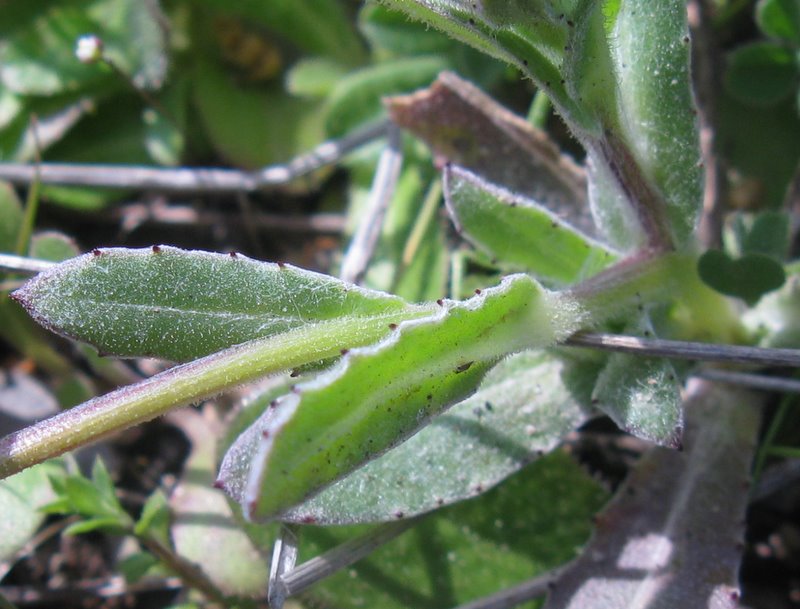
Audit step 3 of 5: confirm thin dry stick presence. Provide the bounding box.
[340,123,403,284]
[565,332,800,367]
[693,368,800,394]
[277,519,415,602]
[449,567,564,609]
[0,120,389,193]
[0,253,55,274]
[268,526,299,609]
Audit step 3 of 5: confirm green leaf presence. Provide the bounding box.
[698,249,787,305]
[725,42,799,106]
[0,460,65,562]
[378,0,593,131]
[29,231,80,263]
[195,0,365,65]
[87,0,168,90]
[605,0,702,248]
[134,490,170,545]
[444,165,615,285]
[717,90,800,208]
[63,515,130,536]
[0,180,23,251]
[219,273,589,521]
[301,450,608,609]
[0,3,108,96]
[193,58,325,169]
[282,351,591,524]
[324,55,450,136]
[386,71,590,228]
[757,0,800,43]
[590,317,683,447]
[0,0,166,96]
[119,551,160,584]
[13,246,425,362]
[285,57,349,98]
[728,210,790,259]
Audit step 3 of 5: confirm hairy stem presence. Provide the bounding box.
[0,309,430,480]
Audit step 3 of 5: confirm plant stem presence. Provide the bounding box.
[139,536,228,607]
[0,308,432,480]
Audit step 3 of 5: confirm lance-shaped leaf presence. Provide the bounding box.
[544,380,761,609]
[386,71,590,233]
[380,0,610,133]
[590,316,683,447]
[280,350,591,524]
[12,246,427,362]
[603,0,703,248]
[444,165,616,285]
[218,274,589,521]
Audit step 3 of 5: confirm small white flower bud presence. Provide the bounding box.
[75,35,104,64]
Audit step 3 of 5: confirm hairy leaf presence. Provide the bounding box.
[13,246,426,362]
[219,274,588,521]
[301,451,608,609]
[605,0,702,247]
[282,351,591,524]
[444,165,615,285]
[590,317,683,447]
[386,71,589,230]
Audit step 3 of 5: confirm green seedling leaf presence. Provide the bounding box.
[119,551,161,584]
[134,489,170,546]
[725,42,798,106]
[301,450,608,609]
[0,460,65,562]
[63,515,130,536]
[324,55,449,136]
[444,165,615,285]
[43,458,131,532]
[219,274,589,521]
[282,351,591,524]
[698,249,786,305]
[386,71,590,233]
[13,246,425,362]
[590,316,683,447]
[170,408,270,598]
[544,381,760,609]
[757,0,800,44]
